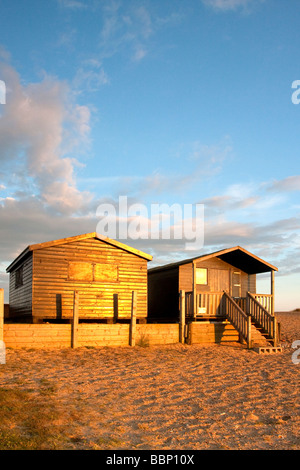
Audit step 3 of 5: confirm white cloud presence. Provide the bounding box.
[72,59,110,94]
[57,0,88,10]
[78,137,234,200]
[132,46,148,62]
[0,62,93,215]
[202,0,262,12]
[98,2,154,63]
[268,175,300,193]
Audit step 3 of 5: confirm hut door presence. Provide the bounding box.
[232,271,241,298]
[210,269,230,292]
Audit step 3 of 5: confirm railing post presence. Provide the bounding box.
[246,293,250,316]
[179,290,186,344]
[247,315,252,349]
[195,294,199,321]
[192,263,197,319]
[271,270,275,316]
[71,291,79,348]
[273,318,278,347]
[129,291,137,346]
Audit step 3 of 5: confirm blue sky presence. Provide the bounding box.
[0,0,299,309]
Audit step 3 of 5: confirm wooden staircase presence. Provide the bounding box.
[250,321,270,347]
[249,317,282,353]
[223,291,282,353]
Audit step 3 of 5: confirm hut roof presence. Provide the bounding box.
[6,232,153,272]
[148,246,278,275]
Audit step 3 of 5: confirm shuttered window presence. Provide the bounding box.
[69,262,93,281]
[68,262,118,282]
[94,264,118,282]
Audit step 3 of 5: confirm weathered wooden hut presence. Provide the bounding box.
[6,232,152,323]
[148,246,278,322]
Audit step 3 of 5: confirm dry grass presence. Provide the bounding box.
[0,311,299,450]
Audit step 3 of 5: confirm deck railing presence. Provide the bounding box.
[247,292,278,346]
[223,291,252,348]
[196,292,225,317]
[185,292,226,320]
[253,294,273,314]
[184,290,277,347]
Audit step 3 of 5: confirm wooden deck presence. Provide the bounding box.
[185,291,274,319]
[182,290,280,349]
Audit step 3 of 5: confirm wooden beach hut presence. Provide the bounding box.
[148,246,280,349]
[6,232,152,323]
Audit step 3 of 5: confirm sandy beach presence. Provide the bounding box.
[0,311,299,450]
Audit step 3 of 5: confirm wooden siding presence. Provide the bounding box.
[32,238,148,321]
[8,255,33,318]
[178,263,193,292]
[194,258,256,297]
[194,258,230,293]
[3,323,180,348]
[148,256,258,322]
[187,321,239,344]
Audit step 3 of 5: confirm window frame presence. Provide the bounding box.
[195,267,208,285]
[67,261,119,283]
[15,265,24,289]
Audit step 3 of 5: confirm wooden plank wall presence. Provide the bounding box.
[178,263,193,291]
[3,323,180,348]
[9,255,33,318]
[179,258,256,297]
[187,321,239,345]
[4,324,72,348]
[3,321,240,348]
[32,238,148,321]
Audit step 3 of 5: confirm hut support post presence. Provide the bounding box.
[271,270,275,316]
[71,291,79,348]
[0,289,3,343]
[179,290,185,344]
[113,293,119,323]
[129,291,137,346]
[192,263,196,319]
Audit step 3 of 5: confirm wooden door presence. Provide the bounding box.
[210,269,230,292]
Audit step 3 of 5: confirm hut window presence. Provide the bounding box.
[196,268,207,285]
[94,264,118,282]
[68,262,93,281]
[15,265,24,288]
[68,262,118,282]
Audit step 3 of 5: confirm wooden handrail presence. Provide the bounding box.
[247,292,278,346]
[252,293,273,314]
[253,293,273,297]
[223,291,252,348]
